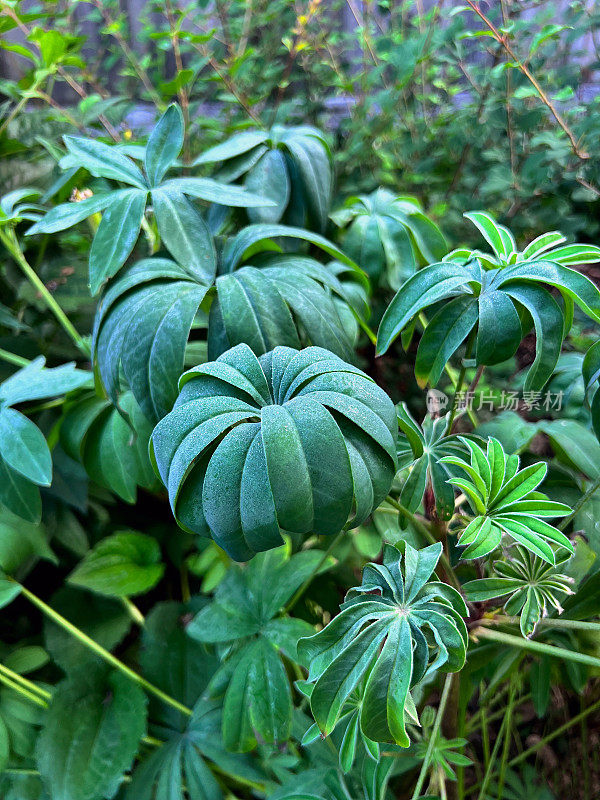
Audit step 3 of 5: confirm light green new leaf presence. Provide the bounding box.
[68,530,164,597]
[441,437,572,563]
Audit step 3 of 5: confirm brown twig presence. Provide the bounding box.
[464,0,588,159]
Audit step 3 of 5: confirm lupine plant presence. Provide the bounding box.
[1,99,600,800]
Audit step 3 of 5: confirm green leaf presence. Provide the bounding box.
[162,177,276,208]
[0,357,91,406]
[415,296,478,387]
[68,530,164,597]
[151,188,217,283]
[463,211,515,259]
[193,130,268,165]
[299,542,467,746]
[36,668,147,800]
[244,149,290,223]
[0,407,51,485]
[63,135,147,188]
[44,588,131,673]
[88,188,147,294]
[223,637,292,752]
[145,104,184,186]
[0,579,21,610]
[25,193,116,236]
[151,344,397,560]
[284,134,332,232]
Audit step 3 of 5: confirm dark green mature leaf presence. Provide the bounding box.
[36,668,147,800]
[441,437,572,563]
[151,344,397,560]
[62,134,148,188]
[188,546,331,751]
[60,391,158,503]
[299,542,468,746]
[0,407,51,485]
[68,531,164,597]
[332,189,447,289]
[44,588,131,673]
[140,601,219,710]
[0,579,21,610]
[378,214,600,389]
[126,698,264,800]
[151,189,217,282]
[245,149,290,223]
[583,340,600,440]
[26,193,117,235]
[0,509,55,573]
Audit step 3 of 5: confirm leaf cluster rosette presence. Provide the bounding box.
[330,188,447,289]
[298,541,468,747]
[377,211,600,391]
[464,546,574,637]
[441,437,573,563]
[151,344,398,560]
[194,124,332,232]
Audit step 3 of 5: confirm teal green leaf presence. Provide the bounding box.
[145,103,184,186]
[151,344,397,560]
[62,134,147,188]
[68,530,164,597]
[88,188,147,294]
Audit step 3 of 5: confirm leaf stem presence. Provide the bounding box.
[284,529,344,613]
[384,497,462,591]
[558,473,600,530]
[475,625,600,669]
[14,581,192,717]
[121,597,145,626]
[0,227,89,356]
[474,678,515,800]
[481,615,600,632]
[411,672,453,800]
[0,662,51,701]
[0,666,48,707]
[0,348,30,368]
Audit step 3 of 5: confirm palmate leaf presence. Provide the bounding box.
[36,666,147,800]
[195,124,332,232]
[126,698,264,800]
[26,104,275,294]
[464,546,574,637]
[446,210,600,268]
[440,437,573,564]
[331,188,447,289]
[0,358,90,522]
[377,250,600,391]
[298,541,468,747]
[187,547,330,751]
[151,344,397,560]
[396,404,474,522]
[92,226,365,424]
[60,390,159,503]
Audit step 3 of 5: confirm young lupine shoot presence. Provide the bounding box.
[463,546,574,637]
[440,437,573,563]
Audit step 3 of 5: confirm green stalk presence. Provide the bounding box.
[0,348,30,368]
[121,597,145,626]
[0,668,48,707]
[474,681,514,800]
[479,683,490,771]
[15,581,192,717]
[475,625,600,669]
[558,473,600,530]
[384,497,462,591]
[445,324,478,433]
[487,615,600,632]
[0,227,89,356]
[0,662,51,701]
[411,672,453,800]
[495,678,517,799]
[284,529,345,613]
